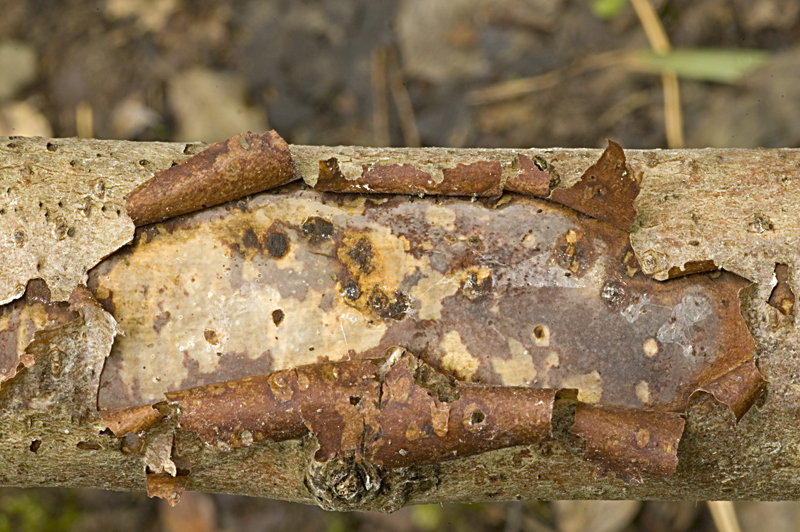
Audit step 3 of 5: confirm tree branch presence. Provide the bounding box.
[1,135,799,510]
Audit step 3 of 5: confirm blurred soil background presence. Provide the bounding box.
[1,0,800,530]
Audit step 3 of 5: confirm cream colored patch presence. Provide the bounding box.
[541,351,560,387]
[426,204,457,231]
[642,337,659,357]
[440,331,479,381]
[636,380,651,405]
[411,270,461,320]
[97,198,391,406]
[561,371,602,403]
[491,338,537,386]
[532,324,550,347]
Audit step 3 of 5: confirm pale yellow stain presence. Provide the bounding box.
[561,371,602,403]
[425,204,457,231]
[411,270,461,320]
[411,266,489,321]
[541,351,560,387]
[491,338,537,386]
[636,380,651,405]
[440,331,480,381]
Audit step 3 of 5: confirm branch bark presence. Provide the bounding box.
[1,135,800,510]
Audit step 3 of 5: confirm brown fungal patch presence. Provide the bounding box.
[301,216,334,244]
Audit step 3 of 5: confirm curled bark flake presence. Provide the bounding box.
[549,140,640,232]
[166,349,555,468]
[314,157,503,197]
[146,472,189,507]
[696,359,766,421]
[98,404,163,437]
[572,403,685,485]
[125,130,298,226]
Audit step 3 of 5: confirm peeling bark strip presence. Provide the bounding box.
[166,349,555,468]
[125,131,298,226]
[573,403,685,485]
[309,141,639,232]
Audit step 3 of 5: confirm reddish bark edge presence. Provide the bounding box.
[311,140,640,232]
[161,348,556,469]
[125,130,299,226]
[96,347,765,493]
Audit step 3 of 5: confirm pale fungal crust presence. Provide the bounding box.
[439,331,480,382]
[491,338,537,386]
[0,136,201,305]
[636,380,651,405]
[561,371,603,403]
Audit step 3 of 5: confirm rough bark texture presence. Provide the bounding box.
[1,135,800,510]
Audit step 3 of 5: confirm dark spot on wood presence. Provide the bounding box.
[203,329,220,346]
[302,216,334,242]
[242,228,259,249]
[343,279,361,300]
[267,232,289,258]
[600,280,625,309]
[153,311,171,333]
[29,440,41,452]
[272,309,285,326]
[46,142,58,152]
[533,325,546,340]
[368,287,409,320]
[77,441,103,451]
[348,239,375,274]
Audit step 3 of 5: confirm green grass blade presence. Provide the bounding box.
[592,0,629,19]
[637,48,770,83]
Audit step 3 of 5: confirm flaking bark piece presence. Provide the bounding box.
[0,285,119,425]
[0,136,170,304]
[166,349,555,467]
[549,140,639,232]
[365,350,555,467]
[314,157,503,197]
[125,130,298,226]
[572,403,685,485]
[695,360,766,421]
[147,472,189,507]
[98,404,163,437]
[504,154,556,197]
[0,279,76,387]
